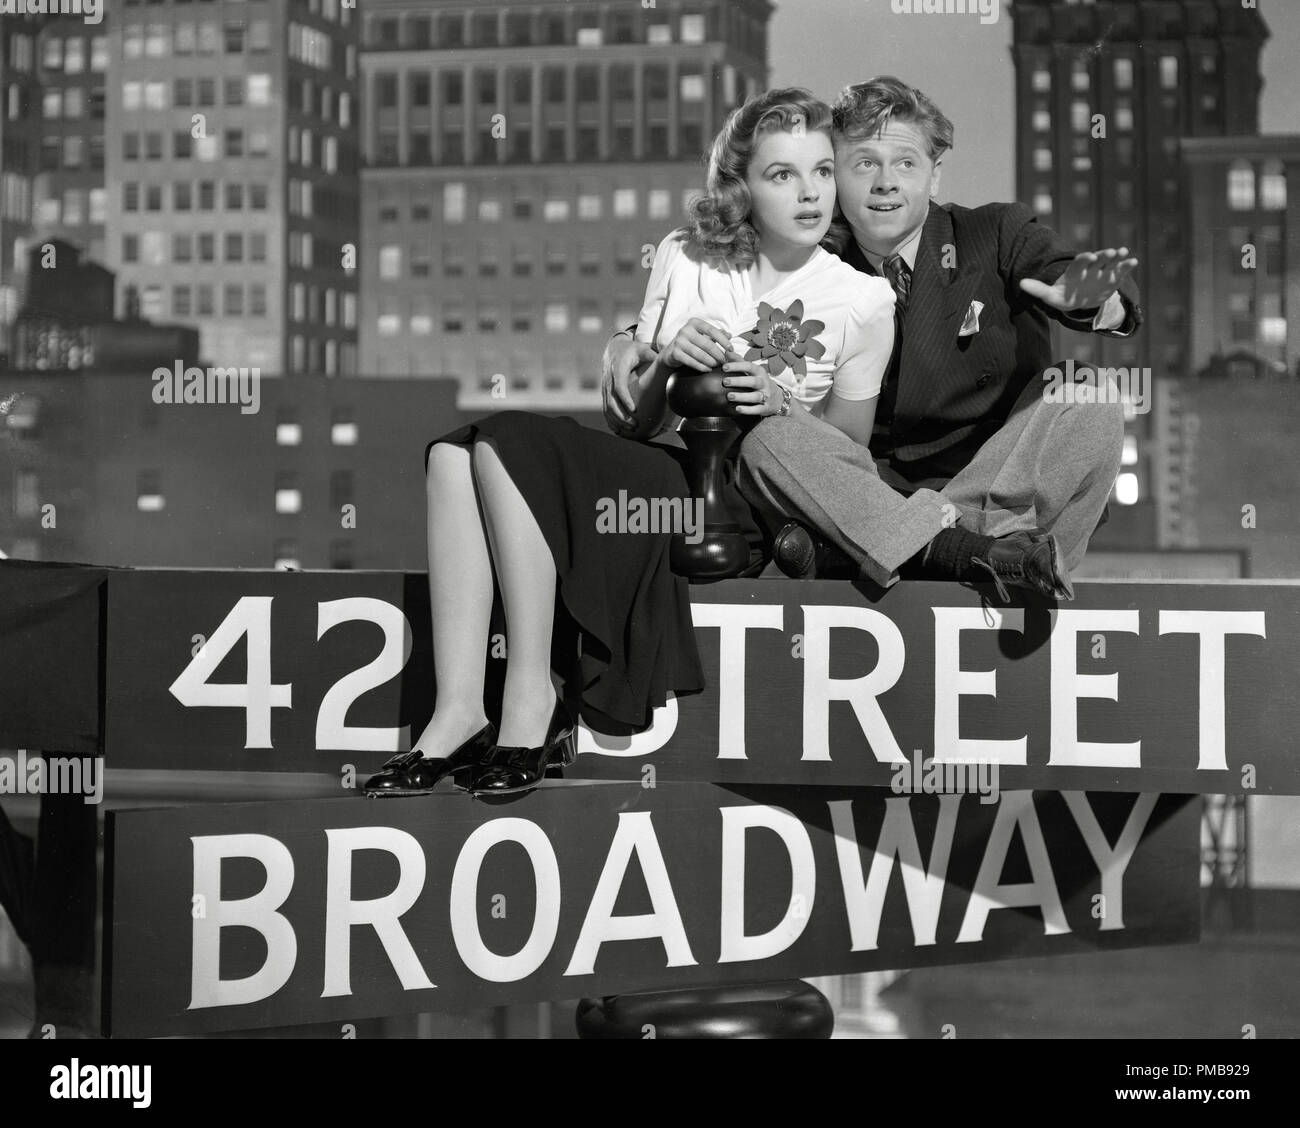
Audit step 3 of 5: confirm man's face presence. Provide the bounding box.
[833,118,942,256]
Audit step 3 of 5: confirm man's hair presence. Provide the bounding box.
[831,76,955,161]
[685,87,835,269]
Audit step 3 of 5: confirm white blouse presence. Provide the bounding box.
[635,230,896,411]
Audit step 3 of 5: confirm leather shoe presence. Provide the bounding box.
[771,521,856,580]
[363,722,497,797]
[969,529,1074,601]
[469,697,576,797]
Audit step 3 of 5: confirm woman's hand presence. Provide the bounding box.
[722,355,786,416]
[663,318,734,372]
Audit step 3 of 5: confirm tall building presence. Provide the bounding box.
[358,0,771,409]
[1,14,111,365]
[1011,0,1271,548]
[0,12,43,366]
[105,0,362,376]
[1183,135,1298,380]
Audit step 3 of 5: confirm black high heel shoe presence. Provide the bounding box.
[363,722,497,797]
[468,697,576,798]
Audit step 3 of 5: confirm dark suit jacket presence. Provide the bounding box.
[841,200,1143,492]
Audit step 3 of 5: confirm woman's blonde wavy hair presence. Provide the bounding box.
[685,88,841,269]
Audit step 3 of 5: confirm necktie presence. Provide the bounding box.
[878,254,911,427]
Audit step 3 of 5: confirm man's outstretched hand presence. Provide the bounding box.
[602,334,657,433]
[1019,247,1139,316]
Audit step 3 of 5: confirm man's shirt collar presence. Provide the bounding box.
[858,225,924,275]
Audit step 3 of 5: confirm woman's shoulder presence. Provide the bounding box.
[812,252,895,321]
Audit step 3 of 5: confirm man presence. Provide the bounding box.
[603,77,1141,599]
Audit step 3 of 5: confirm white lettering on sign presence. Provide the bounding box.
[1061,792,1158,931]
[956,791,1069,942]
[178,790,1164,1013]
[718,805,816,963]
[1049,609,1142,768]
[828,794,961,950]
[322,827,434,997]
[1158,610,1268,771]
[316,598,412,753]
[690,602,785,759]
[189,833,297,1009]
[450,819,562,982]
[564,812,697,976]
[800,605,907,764]
[933,606,1027,764]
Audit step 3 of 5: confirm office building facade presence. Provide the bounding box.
[359,0,771,408]
[104,0,362,376]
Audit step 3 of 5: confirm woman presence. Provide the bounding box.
[364,88,894,799]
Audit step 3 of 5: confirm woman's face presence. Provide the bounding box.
[744,127,836,254]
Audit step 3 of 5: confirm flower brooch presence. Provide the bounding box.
[742,300,826,378]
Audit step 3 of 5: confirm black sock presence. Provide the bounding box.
[921,528,995,580]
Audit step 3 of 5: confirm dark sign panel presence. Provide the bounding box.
[104,570,1299,794]
[102,782,1199,1037]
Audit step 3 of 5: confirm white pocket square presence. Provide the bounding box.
[958,300,984,337]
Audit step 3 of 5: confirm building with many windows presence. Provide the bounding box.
[359,0,771,408]
[1183,134,1297,381]
[1011,0,1271,548]
[105,0,362,376]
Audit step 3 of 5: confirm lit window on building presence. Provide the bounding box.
[1114,472,1139,505]
[377,314,401,337]
[576,27,602,48]
[1031,69,1050,93]
[247,75,272,105]
[613,189,637,218]
[1121,435,1138,467]
[544,198,571,222]
[545,303,569,333]
[1115,104,1133,132]
[681,15,706,43]
[137,471,164,513]
[444,183,466,223]
[1033,147,1052,172]
[1071,61,1089,92]
[1033,191,1052,216]
[578,300,602,334]
[331,417,358,446]
[479,197,503,222]
[1114,58,1133,91]
[648,24,672,45]
[1227,164,1256,211]
[410,313,433,336]
[1032,109,1050,132]
[680,74,705,103]
[1160,56,1178,90]
[274,539,300,571]
[1260,163,1287,210]
[578,194,601,221]
[379,246,402,279]
[1070,100,1090,133]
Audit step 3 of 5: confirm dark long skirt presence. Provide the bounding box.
[427,412,762,736]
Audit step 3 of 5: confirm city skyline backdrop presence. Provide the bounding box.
[771,0,1300,208]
